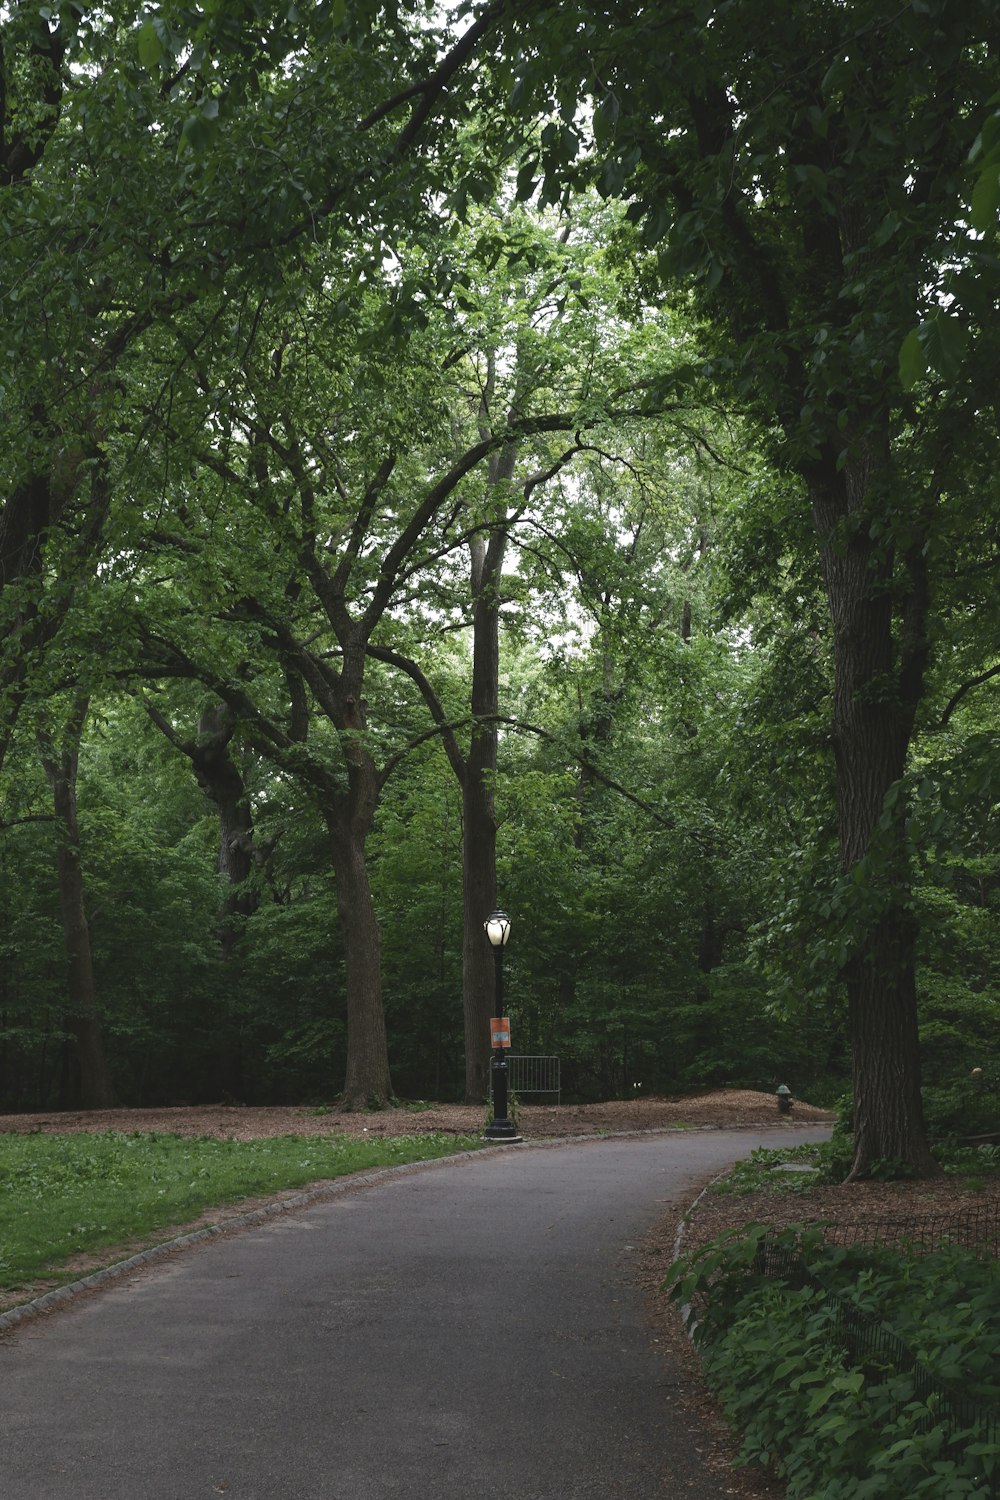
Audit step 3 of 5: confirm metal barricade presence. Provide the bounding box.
[489,1055,561,1104]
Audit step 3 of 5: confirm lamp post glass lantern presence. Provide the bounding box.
[485,911,512,950]
[483,910,521,1142]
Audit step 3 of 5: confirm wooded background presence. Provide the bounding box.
[1,0,998,1177]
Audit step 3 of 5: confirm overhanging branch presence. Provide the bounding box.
[939,663,1000,727]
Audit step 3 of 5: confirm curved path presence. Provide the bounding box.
[1,1126,829,1499]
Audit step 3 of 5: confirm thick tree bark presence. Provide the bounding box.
[302,646,393,1110]
[462,540,501,1102]
[201,660,395,1109]
[324,758,393,1109]
[191,703,262,1098]
[844,913,932,1176]
[810,436,937,1179]
[328,829,392,1109]
[459,396,519,1103]
[459,403,524,1104]
[39,698,115,1110]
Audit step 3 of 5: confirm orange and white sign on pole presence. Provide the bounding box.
[490,1017,511,1049]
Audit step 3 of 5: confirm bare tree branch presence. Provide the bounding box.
[939,663,1000,727]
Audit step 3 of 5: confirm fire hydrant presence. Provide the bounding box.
[776,1084,793,1114]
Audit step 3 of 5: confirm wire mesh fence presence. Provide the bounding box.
[827,1296,994,1439]
[754,1204,1000,1271]
[754,1210,1000,1491]
[819,1204,1000,1259]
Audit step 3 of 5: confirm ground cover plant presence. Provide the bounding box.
[0,1130,481,1296]
[669,1145,1000,1500]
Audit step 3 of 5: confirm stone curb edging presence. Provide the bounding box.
[0,1149,487,1334]
[668,1122,832,1339]
[0,1120,829,1333]
[670,1169,734,1341]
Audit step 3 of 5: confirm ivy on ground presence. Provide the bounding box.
[669,1224,1000,1500]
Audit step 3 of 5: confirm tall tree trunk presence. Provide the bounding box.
[460,391,528,1103]
[207,637,395,1109]
[460,400,518,1103]
[462,553,501,1102]
[560,640,621,1029]
[811,435,937,1179]
[191,702,262,1099]
[39,696,115,1110]
[323,675,393,1109]
[325,792,393,1110]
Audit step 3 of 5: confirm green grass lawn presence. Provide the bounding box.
[0,1130,482,1297]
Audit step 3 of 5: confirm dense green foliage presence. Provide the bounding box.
[1,3,999,1158]
[671,1223,1000,1499]
[0,1128,481,1292]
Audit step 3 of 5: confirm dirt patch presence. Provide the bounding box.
[0,1088,834,1142]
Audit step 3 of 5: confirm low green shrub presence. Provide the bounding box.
[668,1225,1000,1499]
[923,1081,1000,1143]
[943,1143,1000,1178]
[714,1137,1000,1197]
[712,1139,854,1195]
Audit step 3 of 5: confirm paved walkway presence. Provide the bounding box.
[0,1127,829,1499]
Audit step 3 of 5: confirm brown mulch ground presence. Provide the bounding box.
[0,1087,834,1142]
[8,1091,993,1500]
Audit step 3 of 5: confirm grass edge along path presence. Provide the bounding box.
[0,1130,484,1318]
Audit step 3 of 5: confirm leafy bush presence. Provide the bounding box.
[669,1225,1000,1499]
[712,1140,855,1195]
[923,1079,1000,1143]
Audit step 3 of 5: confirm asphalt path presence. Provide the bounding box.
[1,1126,830,1499]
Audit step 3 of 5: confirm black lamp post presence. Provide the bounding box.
[483,909,521,1142]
